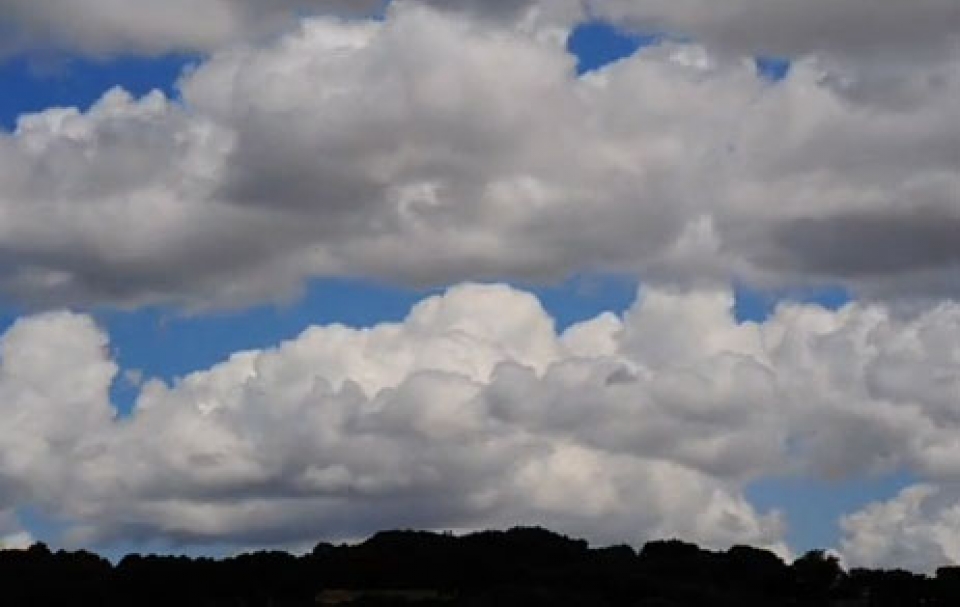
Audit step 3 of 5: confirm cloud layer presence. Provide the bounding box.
[0,1,957,308]
[1,283,958,570]
[4,1,957,63]
[0,0,384,56]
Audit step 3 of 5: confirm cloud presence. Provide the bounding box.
[588,1,960,117]
[588,0,960,61]
[7,0,953,64]
[0,3,956,309]
[768,208,960,277]
[0,282,957,567]
[0,284,787,551]
[0,0,591,58]
[841,485,960,573]
[0,0,384,57]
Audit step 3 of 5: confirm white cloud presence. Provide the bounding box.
[841,484,960,573]
[0,284,789,551]
[0,311,117,507]
[0,3,956,309]
[0,282,957,567]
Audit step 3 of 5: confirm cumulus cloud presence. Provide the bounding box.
[841,485,960,573]
[0,3,956,308]
[0,283,957,567]
[0,284,784,551]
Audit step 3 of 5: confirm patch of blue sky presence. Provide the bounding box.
[0,52,195,131]
[567,20,662,74]
[755,56,792,82]
[567,19,793,85]
[747,471,916,556]
[0,306,19,336]
[12,507,67,550]
[524,273,638,330]
[734,284,852,323]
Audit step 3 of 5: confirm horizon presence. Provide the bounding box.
[7,525,959,606]
[2,524,952,575]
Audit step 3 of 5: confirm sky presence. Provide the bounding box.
[0,0,958,573]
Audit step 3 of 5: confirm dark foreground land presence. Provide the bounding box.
[1,527,958,606]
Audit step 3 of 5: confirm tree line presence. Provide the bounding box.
[1,527,958,605]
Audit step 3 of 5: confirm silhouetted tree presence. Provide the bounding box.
[935,566,960,605]
[793,549,846,603]
[0,530,953,606]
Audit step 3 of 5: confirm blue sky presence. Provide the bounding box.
[0,4,953,570]
[0,53,193,132]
